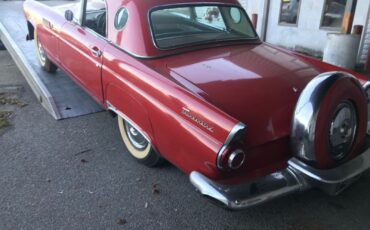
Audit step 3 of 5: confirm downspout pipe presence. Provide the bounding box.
[342,0,358,34]
[261,0,270,41]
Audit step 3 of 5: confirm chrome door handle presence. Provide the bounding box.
[90,46,102,57]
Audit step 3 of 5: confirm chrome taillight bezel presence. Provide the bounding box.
[216,122,247,170]
[227,149,246,170]
[363,81,370,135]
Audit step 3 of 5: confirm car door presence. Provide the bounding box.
[58,0,107,105]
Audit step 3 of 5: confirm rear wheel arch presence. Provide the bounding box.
[105,84,164,166]
[104,84,156,146]
[27,21,35,40]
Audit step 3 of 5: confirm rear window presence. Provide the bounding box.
[150,5,258,49]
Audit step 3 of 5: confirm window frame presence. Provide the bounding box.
[80,0,109,38]
[148,3,260,50]
[319,0,347,30]
[278,0,302,27]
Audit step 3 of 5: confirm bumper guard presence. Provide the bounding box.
[190,148,370,210]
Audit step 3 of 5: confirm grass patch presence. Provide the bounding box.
[0,111,12,129]
[0,93,27,107]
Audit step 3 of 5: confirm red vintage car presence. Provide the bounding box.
[24,0,370,210]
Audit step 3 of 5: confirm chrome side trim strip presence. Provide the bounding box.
[106,101,151,144]
[216,122,246,169]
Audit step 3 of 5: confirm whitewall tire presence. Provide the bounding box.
[118,116,162,167]
[34,30,58,73]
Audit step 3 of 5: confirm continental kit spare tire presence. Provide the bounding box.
[292,72,367,169]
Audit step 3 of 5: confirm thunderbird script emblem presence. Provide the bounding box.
[182,108,214,133]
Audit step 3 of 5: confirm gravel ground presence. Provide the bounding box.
[1,38,370,230]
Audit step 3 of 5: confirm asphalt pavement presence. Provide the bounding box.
[1,31,370,230]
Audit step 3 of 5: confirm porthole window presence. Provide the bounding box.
[115,7,128,30]
[230,7,242,24]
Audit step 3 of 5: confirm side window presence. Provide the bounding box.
[83,0,107,37]
[114,8,129,30]
[195,7,227,30]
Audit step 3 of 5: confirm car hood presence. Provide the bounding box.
[165,43,323,147]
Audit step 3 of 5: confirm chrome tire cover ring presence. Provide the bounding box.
[291,72,364,163]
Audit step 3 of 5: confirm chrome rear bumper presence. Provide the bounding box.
[190,148,370,210]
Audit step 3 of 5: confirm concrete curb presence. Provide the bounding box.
[0,22,61,120]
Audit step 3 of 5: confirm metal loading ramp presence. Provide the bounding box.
[0,1,103,120]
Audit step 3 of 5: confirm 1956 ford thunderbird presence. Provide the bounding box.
[24,0,370,210]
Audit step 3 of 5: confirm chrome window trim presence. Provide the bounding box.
[85,27,108,41]
[80,0,108,38]
[147,3,259,51]
[216,122,246,169]
[106,101,151,144]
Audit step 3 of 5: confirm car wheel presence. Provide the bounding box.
[117,116,163,167]
[314,77,367,168]
[292,73,367,169]
[34,30,58,73]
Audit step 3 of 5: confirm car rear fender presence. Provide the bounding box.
[104,83,155,147]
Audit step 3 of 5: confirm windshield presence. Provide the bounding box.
[150,5,258,49]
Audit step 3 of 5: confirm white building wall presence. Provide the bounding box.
[238,0,266,36]
[239,0,370,62]
[266,0,329,53]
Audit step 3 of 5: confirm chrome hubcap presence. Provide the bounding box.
[38,41,46,63]
[124,121,148,150]
[329,101,357,161]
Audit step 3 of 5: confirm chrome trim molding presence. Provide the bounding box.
[106,101,151,144]
[190,146,370,210]
[227,149,246,170]
[288,147,370,184]
[147,3,259,51]
[216,122,246,169]
[190,167,308,210]
[291,71,363,162]
[363,81,370,135]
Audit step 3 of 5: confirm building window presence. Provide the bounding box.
[279,0,301,25]
[321,0,347,28]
